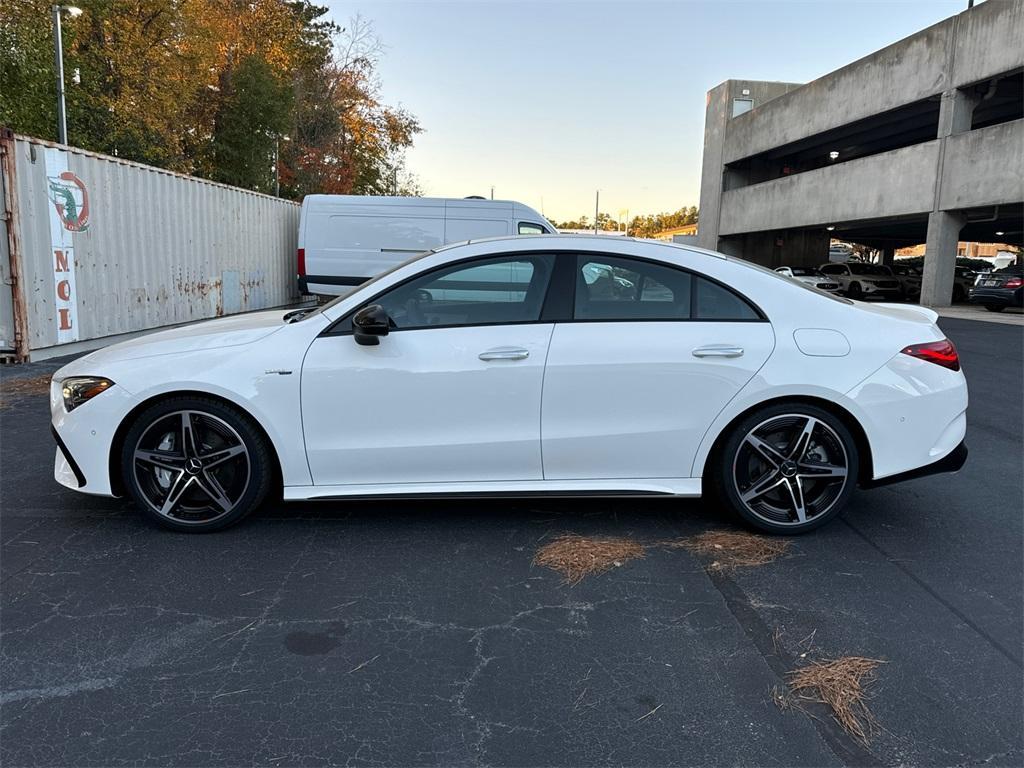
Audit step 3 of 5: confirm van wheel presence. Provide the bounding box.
[120,397,272,532]
[711,403,859,534]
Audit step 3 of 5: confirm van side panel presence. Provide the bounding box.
[305,211,445,288]
[298,196,556,296]
[444,218,510,242]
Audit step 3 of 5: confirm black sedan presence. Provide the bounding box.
[970,265,1023,312]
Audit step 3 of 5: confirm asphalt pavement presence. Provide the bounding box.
[1,317,1021,767]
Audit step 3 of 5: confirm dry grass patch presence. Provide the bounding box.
[665,530,790,569]
[0,374,51,408]
[786,656,885,744]
[533,534,645,585]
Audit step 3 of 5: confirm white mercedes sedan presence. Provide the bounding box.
[50,236,968,534]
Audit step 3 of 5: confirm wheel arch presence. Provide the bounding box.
[700,395,874,485]
[108,389,284,497]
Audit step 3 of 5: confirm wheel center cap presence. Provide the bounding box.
[780,460,798,478]
[185,457,203,475]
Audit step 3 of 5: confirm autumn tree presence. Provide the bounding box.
[0,1,421,199]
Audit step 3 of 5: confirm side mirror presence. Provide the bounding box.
[352,304,390,346]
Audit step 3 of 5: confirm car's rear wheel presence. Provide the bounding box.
[120,397,272,532]
[712,404,859,534]
[984,304,1004,312]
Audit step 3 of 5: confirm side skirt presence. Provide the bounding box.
[282,478,702,502]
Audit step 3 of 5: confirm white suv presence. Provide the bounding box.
[819,262,903,300]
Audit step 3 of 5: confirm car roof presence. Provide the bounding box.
[454,234,728,260]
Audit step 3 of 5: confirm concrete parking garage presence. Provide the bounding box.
[698,0,1024,306]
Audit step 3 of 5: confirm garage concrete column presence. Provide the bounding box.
[920,211,966,307]
[880,246,895,266]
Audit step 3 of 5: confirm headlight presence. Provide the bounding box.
[61,377,114,412]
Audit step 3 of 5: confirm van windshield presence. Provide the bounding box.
[286,249,436,323]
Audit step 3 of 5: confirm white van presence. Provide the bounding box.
[297,195,556,296]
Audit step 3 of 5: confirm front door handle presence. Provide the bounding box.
[692,345,744,358]
[479,347,530,361]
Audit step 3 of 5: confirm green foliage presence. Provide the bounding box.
[211,57,292,191]
[552,206,698,237]
[0,0,59,139]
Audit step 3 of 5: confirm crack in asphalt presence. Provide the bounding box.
[841,518,1022,669]
[702,567,884,768]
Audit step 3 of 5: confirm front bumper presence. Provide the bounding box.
[51,426,86,488]
[51,381,136,496]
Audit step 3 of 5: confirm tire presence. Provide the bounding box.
[952,285,965,303]
[984,304,1004,313]
[847,282,862,300]
[710,403,859,535]
[120,396,273,532]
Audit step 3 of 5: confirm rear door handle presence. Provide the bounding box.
[692,345,744,358]
[479,347,530,361]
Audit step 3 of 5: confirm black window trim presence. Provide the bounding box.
[320,250,768,337]
[518,220,551,235]
[566,252,768,324]
[321,251,561,336]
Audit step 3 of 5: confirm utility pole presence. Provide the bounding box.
[594,190,600,235]
[490,186,494,200]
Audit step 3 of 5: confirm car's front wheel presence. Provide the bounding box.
[120,396,272,532]
[712,404,859,534]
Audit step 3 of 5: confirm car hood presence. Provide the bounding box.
[57,309,290,373]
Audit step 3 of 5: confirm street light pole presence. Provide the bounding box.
[594,190,600,235]
[51,5,81,145]
[52,5,67,145]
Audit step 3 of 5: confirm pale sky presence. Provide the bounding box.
[327,0,969,222]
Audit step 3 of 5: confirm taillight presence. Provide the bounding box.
[901,339,960,371]
[297,248,306,277]
[1005,277,1022,289]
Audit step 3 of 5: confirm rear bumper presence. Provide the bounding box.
[846,352,968,481]
[861,441,967,488]
[969,288,1022,307]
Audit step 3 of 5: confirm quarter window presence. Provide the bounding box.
[372,254,554,330]
[693,277,760,320]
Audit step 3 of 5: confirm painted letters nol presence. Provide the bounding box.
[45,148,88,343]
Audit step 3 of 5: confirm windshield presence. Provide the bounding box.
[287,249,437,322]
[848,263,892,276]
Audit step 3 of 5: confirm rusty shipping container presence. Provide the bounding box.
[0,131,300,361]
